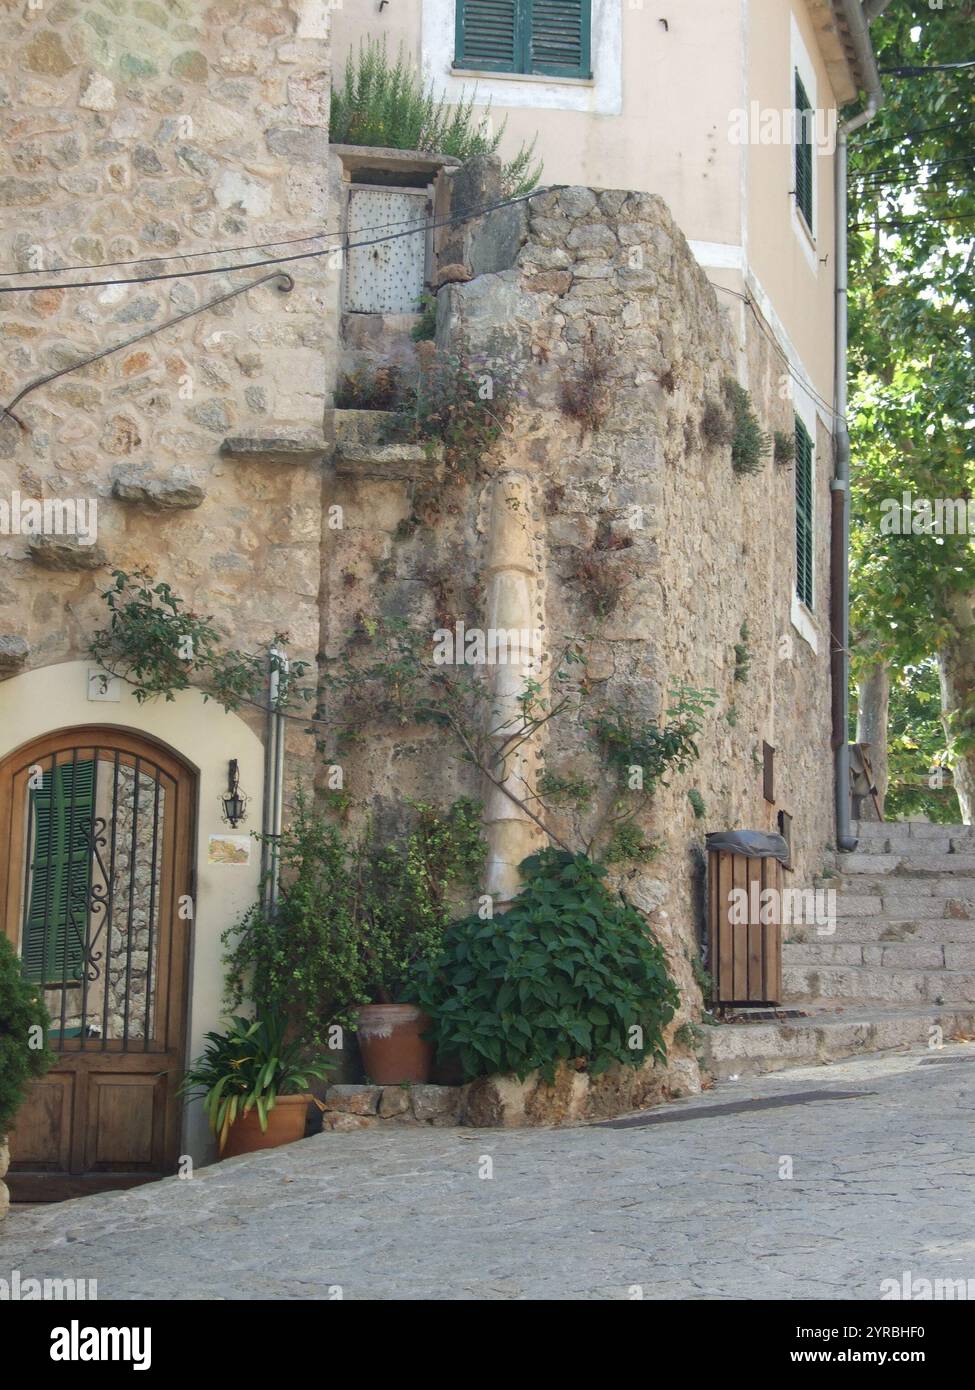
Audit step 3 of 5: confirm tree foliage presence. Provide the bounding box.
[848,4,975,669]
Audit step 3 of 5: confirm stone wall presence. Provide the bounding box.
[443,178,835,1016]
[0,0,334,752]
[322,165,836,1107]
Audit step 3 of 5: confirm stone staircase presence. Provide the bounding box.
[701,820,975,1078]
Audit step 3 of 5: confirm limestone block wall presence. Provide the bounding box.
[322,172,835,1060]
[446,182,836,1014]
[0,0,335,750]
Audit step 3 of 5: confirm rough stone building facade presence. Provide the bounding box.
[0,3,838,1179]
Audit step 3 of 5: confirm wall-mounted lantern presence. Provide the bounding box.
[221,759,249,829]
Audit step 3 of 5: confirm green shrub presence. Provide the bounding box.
[590,684,717,792]
[687,788,707,819]
[330,40,542,197]
[0,934,53,1137]
[224,791,485,1036]
[724,379,771,476]
[773,429,797,467]
[415,849,679,1083]
[601,822,661,865]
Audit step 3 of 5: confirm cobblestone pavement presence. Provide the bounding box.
[2,1044,974,1300]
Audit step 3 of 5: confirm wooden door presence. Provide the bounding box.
[0,728,195,1201]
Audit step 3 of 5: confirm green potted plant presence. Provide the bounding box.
[179,1011,331,1159]
[224,792,485,1086]
[0,934,53,1217]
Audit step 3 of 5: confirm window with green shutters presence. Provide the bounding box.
[795,416,814,610]
[794,71,814,231]
[454,0,592,79]
[21,760,95,986]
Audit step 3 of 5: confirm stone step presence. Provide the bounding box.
[828,874,975,898]
[330,407,408,447]
[853,820,970,845]
[700,1005,975,1079]
[835,893,974,920]
[836,852,975,876]
[791,918,975,946]
[783,963,975,1005]
[784,940,975,970]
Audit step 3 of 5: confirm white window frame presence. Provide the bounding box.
[790,13,819,274]
[422,0,622,115]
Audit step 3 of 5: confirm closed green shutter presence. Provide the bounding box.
[795,416,814,609]
[455,0,520,72]
[22,760,95,985]
[794,72,814,230]
[531,0,591,78]
[455,1,591,78]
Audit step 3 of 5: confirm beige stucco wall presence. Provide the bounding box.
[331,0,850,411]
[0,662,264,1164]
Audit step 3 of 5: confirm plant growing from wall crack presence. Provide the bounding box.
[89,570,311,714]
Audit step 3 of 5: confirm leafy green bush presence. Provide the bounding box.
[330,40,541,197]
[0,934,52,1137]
[89,570,310,713]
[415,849,679,1083]
[224,791,485,1036]
[179,1012,331,1154]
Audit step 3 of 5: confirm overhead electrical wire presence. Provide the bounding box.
[855,114,975,146]
[879,60,975,75]
[0,186,554,294]
[850,153,975,184]
[0,196,500,281]
[707,281,838,422]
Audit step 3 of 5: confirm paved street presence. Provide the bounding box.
[2,1044,974,1300]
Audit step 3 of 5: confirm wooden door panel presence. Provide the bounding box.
[5,1072,73,1170]
[1,726,195,1202]
[85,1072,168,1171]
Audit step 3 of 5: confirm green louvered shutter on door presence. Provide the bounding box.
[795,417,814,609]
[794,72,814,230]
[455,0,520,72]
[530,0,591,78]
[21,760,95,985]
[455,1,591,78]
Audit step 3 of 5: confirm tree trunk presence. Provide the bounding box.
[855,661,890,820]
[936,591,975,825]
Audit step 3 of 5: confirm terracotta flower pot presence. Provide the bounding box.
[221,1093,311,1159]
[355,1004,433,1084]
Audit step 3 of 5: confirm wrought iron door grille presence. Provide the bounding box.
[20,747,173,1055]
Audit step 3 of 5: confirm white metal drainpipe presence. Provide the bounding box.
[832,0,889,851]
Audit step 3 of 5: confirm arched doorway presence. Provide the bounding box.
[0,726,196,1201]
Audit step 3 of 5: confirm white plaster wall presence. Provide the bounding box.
[0,662,265,1166]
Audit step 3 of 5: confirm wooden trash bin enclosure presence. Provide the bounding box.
[707,830,790,1007]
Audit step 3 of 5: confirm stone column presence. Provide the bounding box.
[482,473,545,906]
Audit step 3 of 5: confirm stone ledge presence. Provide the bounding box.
[112,473,206,510]
[28,536,107,571]
[219,432,327,464]
[333,441,443,482]
[321,1082,461,1130]
[318,1056,701,1133]
[0,634,29,676]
